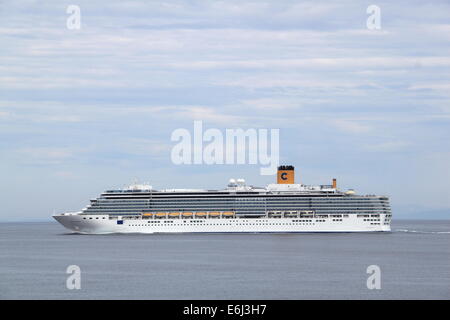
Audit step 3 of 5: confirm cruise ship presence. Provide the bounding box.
[53,166,392,234]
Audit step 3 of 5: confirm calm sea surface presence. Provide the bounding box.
[0,220,449,299]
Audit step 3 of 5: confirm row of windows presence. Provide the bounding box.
[84,209,390,215]
[127,222,318,227]
[86,205,390,210]
[98,197,389,203]
[110,204,388,210]
[107,198,387,201]
[103,195,389,202]
[82,216,390,226]
[114,217,369,224]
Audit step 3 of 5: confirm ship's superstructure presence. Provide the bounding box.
[53,166,392,234]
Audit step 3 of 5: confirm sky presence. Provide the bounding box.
[0,0,449,221]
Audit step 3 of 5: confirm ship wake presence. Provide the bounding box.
[394,229,450,234]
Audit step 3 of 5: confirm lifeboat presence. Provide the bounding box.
[182,212,193,217]
[209,212,221,217]
[268,212,282,218]
[195,212,206,218]
[222,212,235,217]
[284,212,298,217]
[155,212,167,218]
[142,213,153,217]
[169,212,180,217]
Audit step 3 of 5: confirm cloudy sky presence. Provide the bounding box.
[0,0,449,221]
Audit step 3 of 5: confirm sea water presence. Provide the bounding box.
[0,220,449,299]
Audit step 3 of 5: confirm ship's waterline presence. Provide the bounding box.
[53,165,392,234]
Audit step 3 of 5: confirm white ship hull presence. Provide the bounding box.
[53,213,391,234]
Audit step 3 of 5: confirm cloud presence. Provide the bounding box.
[54,170,78,179]
[0,111,10,118]
[239,98,300,110]
[408,82,450,93]
[363,141,412,152]
[0,0,450,220]
[168,57,450,71]
[14,147,78,165]
[330,119,372,134]
[173,106,246,126]
[114,137,173,157]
